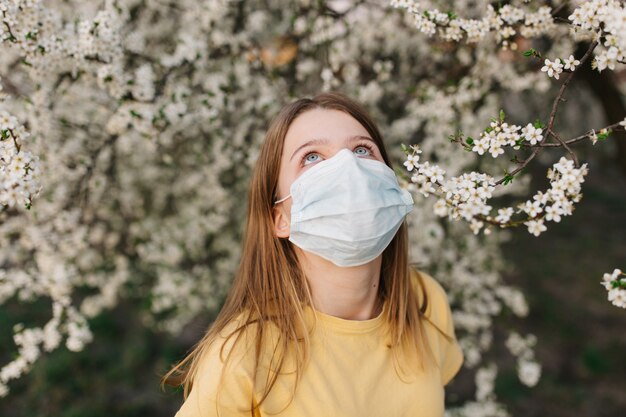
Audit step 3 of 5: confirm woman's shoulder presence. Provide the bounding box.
[409,266,464,385]
[196,311,285,376]
[175,314,262,417]
[198,311,266,367]
[409,267,452,317]
[409,267,460,340]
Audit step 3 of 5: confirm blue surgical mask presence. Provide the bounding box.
[273,148,414,267]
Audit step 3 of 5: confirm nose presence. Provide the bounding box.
[332,147,355,159]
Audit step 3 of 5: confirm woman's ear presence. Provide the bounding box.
[272,204,291,238]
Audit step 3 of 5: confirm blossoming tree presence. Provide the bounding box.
[0,0,624,415]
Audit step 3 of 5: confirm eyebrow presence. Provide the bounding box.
[289,135,376,162]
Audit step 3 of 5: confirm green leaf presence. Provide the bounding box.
[499,109,506,122]
[522,48,542,58]
[597,130,611,140]
[503,172,515,185]
[611,279,626,289]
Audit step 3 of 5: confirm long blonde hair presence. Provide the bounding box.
[161,91,451,414]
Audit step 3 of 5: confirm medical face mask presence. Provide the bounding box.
[273,147,414,267]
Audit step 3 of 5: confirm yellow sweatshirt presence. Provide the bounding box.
[174,269,464,417]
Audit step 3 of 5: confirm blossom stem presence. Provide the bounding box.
[492,40,599,186]
[548,131,579,167]
[547,41,599,132]
[534,120,626,147]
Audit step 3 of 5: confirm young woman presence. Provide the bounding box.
[162,91,464,417]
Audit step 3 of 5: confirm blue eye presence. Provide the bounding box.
[300,143,375,167]
[303,153,320,164]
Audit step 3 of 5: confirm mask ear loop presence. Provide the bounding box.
[273,194,291,205]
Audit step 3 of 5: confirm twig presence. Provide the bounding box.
[492,40,599,186]
[547,41,598,131]
[535,121,626,146]
[549,130,579,167]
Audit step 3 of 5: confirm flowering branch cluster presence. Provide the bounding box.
[0,83,42,210]
[394,0,625,317]
[402,140,589,237]
[0,0,123,76]
[389,0,557,46]
[0,109,41,210]
[390,0,626,74]
[567,0,626,72]
[601,268,626,309]
[0,301,92,397]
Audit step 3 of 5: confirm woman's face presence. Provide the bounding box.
[272,108,384,238]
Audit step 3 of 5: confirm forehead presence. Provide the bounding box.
[283,108,370,152]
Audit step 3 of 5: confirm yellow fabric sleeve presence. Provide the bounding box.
[174,319,260,417]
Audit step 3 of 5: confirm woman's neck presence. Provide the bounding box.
[298,251,383,320]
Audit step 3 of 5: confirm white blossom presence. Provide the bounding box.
[601,268,626,309]
[521,123,543,145]
[541,58,564,79]
[524,219,547,236]
[562,54,580,70]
